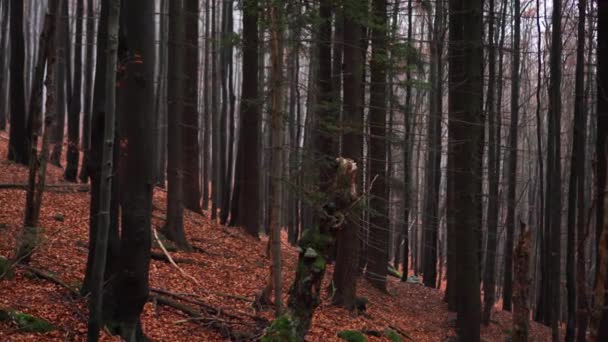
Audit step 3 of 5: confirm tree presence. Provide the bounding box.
[594,0,608,340]
[366,0,389,292]
[182,0,201,213]
[7,0,29,165]
[332,0,364,309]
[49,0,69,167]
[422,0,444,289]
[503,0,521,312]
[15,0,59,264]
[108,0,156,338]
[231,0,260,236]
[546,0,563,339]
[64,0,84,182]
[78,0,96,183]
[0,0,9,130]
[482,0,500,324]
[86,0,119,338]
[447,0,482,339]
[164,0,190,250]
[565,0,588,340]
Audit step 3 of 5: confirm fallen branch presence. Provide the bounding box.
[0,183,89,192]
[20,266,79,297]
[150,294,260,341]
[152,227,201,286]
[389,324,415,341]
[150,251,201,265]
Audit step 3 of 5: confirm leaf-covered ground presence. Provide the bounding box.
[0,136,552,341]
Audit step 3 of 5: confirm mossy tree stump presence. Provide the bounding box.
[262,158,358,341]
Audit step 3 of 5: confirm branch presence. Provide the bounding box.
[0,183,89,192]
[152,228,201,286]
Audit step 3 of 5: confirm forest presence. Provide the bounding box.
[0,0,605,341]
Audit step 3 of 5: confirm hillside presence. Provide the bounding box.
[0,136,552,341]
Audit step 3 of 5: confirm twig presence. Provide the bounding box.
[152,227,201,286]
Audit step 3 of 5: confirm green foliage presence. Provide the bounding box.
[0,256,13,279]
[384,328,403,342]
[261,315,297,342]
[0,309,55,333]
[337,330,368,342]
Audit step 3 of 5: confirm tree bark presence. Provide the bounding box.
[164,0,190,251]
[513,223,531,342]
[49,0,69,167]
[230,0,259,236]
[448,0,482,339]
[366,0,389,292]
[0,0,9,130]
[332,0,364,310]
[64,0,83,182]
[78,0,95,183]
[7,0,29,165]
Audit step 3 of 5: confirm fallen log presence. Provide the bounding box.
[0,183,89,193]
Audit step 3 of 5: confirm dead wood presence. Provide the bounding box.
[0,183,89,192]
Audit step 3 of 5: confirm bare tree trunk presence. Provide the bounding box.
[64,0,83,182]
[86,0,118,339]
[0,0,9,130]
[78,0,96,183]
[513,222,532,342]
[16,0,59,263]
[49,0,69,167]
[164,0,190,251]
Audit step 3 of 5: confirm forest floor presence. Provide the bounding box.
[0,135,552,341]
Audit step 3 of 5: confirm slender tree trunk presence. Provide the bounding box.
[594,0,608,340]
[64,0,83,182]
[202,0,211,210]
[513,223,532,342]
[78,0,95,183]
[16,0,58,264]
[86,0,119,339]
[182,0,201,213]
[164,0,190,251]
[49,0,69,167]
[503,0,521,312]
[7,0,29,165]
[0,0,9,130]
[211,0,220,220]
[482,0,499,324]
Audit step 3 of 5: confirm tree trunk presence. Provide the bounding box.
[107,0,156,339]
[182,0,201,213]
[230,0,259,236]
[7,0,29,165]
[86,0,119,339]
[448,0,483,339]
[78,0,96,183]
[201,0,211,210]
[164,0,190,251]
[332,0,364,310]
[594,0,608,340]
[64,0,83,182]
[0,0,9,130]
[513,222,532,342]
[49,0,69,167]
[15,0,58,264]
[366,0,389,292]
[503,0,520,312]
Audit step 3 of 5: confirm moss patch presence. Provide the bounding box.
[384,328,403,342]
[0,309,55,333]
[261,315,297,342]
[337,330,367,342]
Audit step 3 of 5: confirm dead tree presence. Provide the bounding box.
[262,158,359,341]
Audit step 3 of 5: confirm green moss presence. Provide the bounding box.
[312,256,326,273]
[261,315,297,342]
[337,330,367,342]
[0,309,54,333]
[383,328,403,342]
[0,256,12,279]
